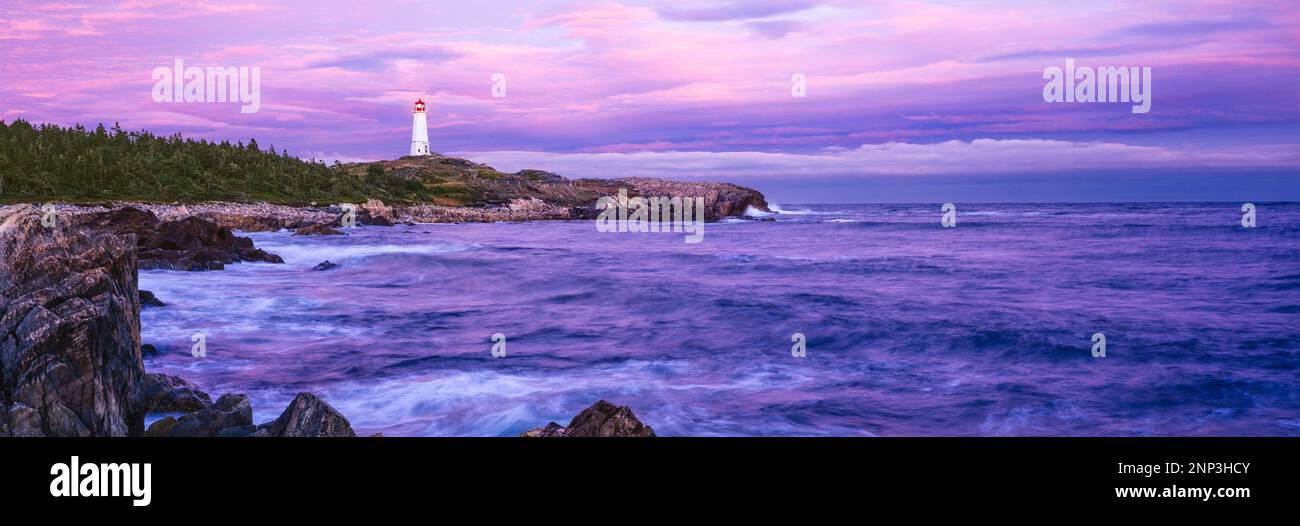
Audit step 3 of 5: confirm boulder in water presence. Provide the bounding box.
[255,393,356,437]
[521,400,656,437]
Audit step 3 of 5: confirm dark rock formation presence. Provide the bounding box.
[145,393,251,437]
[621,178,770,220]
[312,260,340,271]
[142,373,212,413]
[294,224,344,236]
[141,343,161,357]
[71,207,283,271]
[0,205,146,436]
[1,205,362,438]
[255,393,356,437]
[521,400,656,437]
[142,416,178,437]
[358,199,396,226]
[568,178,770,221]
[190,212,287,233]
[521,422,567,437]
[139,289,165,307]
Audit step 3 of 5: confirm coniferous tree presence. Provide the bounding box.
[0,120,431,204]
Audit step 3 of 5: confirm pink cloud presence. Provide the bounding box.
[0,0,1295,168]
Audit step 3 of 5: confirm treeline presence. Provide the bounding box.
[0,120,432,204]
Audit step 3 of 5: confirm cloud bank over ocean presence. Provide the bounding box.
[2,0,1297,200]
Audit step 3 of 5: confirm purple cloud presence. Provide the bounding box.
[0,0,1297,201]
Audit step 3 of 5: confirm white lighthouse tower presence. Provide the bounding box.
[410,98,430,156]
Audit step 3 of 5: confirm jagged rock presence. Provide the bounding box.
[294,224,344,236]
[311,260,340,271]
[146,393,252,437]
[139,289,165,307]
[521,400,656,437]
[133,203,337,232]
[143,417,178,437]
[255,392,356,437]
[520,422,566,437]
[0,204,145,437]
[142,373,212,413]
[359,199,396,226]
[566,178,770,221]
[71,207,283,271]
[191,212,285,232]
[617,178,771,221]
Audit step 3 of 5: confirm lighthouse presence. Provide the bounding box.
[410,98,429,156]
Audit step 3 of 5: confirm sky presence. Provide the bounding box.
[1,0,1298,202]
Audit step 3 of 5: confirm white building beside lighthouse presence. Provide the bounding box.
[410,98,429,156]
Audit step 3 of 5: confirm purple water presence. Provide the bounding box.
[140,203,1300,436]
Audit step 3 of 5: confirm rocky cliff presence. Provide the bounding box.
[2,201,664,437]
[0,204,145,436]
[71,207,284,270]
[338,154,771,222]
[0,204,351,437]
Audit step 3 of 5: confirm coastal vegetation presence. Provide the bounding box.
[0,119,432,204]
[0,120,770,219]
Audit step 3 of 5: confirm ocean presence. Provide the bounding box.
[139,203,1300,436]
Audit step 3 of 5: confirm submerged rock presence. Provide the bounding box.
[0,205,146,437]
[139,289,165,307]
[521,400,656,437]
[255,393,356,437]
[312,260,340,271]
[294,224,344,236]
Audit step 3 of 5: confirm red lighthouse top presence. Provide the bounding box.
[414,99,426,112]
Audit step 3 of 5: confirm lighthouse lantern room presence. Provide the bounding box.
[410,98,430,156]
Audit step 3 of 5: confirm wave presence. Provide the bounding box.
[250,237,475,265]
[766,203,828,215]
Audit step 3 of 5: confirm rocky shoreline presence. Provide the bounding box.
[0,203,657,437]
[39,173,773,232]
